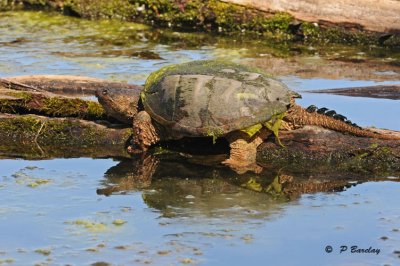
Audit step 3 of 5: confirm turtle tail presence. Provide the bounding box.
[285,104,400,140]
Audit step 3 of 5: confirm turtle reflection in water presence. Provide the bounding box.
[96,153,361,207]
[96,60,399,172]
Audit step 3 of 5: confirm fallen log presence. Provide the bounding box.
[258,126,400,175]
[1,115,398,175]
[0,75,138,159]
[222,0,400,33]
[0,113,131,159]
[0,75,142,96]
[0,75,142,120]
[306,84,400,100]
[0,87,107,120]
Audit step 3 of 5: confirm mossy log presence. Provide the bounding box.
[258,126,400,174]
[0,75,137,159]
[0,87,106,120]
[0,113,131,159]
[0,75,142,120]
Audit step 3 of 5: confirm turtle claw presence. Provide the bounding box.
[127,145,146,154]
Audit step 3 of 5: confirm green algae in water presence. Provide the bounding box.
[34,248,51,256]
[71,219,108,232]
[112,219,127,226]
[26,179,52,188]
[12,169,52,188]
[0,258,14,264]
[0,10,149,41]
[180,258,196,264]
[265,175,283,194]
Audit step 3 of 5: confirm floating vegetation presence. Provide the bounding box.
[69,219,108,232]
[12,169,52,188]
[34,248,51,256]
[0,258,14,265]
[180,258,196,264]
[112,219,126,226]
[26,179,52,188]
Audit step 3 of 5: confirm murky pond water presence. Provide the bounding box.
[1,11,400,265]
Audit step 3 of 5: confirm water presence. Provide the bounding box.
[1,158,399,265]
[0,11,400,265]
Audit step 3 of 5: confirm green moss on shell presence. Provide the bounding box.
[144,60,271,92]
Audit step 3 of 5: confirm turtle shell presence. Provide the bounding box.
[141,60,297,138]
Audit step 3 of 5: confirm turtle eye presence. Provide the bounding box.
[102,89,108,95]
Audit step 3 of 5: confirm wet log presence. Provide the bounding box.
[0,75,142,96]
[306,84,400,100]
[0,75,137,159]
[0,87,106,120]
[258,126,400,175]
[0,114,399,174]
[0,113,131,159]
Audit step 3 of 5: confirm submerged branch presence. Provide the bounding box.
[306,84,400,100]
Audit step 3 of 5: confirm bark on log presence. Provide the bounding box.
[0,75,142,96]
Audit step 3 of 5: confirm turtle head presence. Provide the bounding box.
[95,88,141,124]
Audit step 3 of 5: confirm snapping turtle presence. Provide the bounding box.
[133,60,298,168]
[96,60,399,170]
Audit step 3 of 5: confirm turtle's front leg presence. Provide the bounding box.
[222,129,270,174]
[128,111,160,154]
